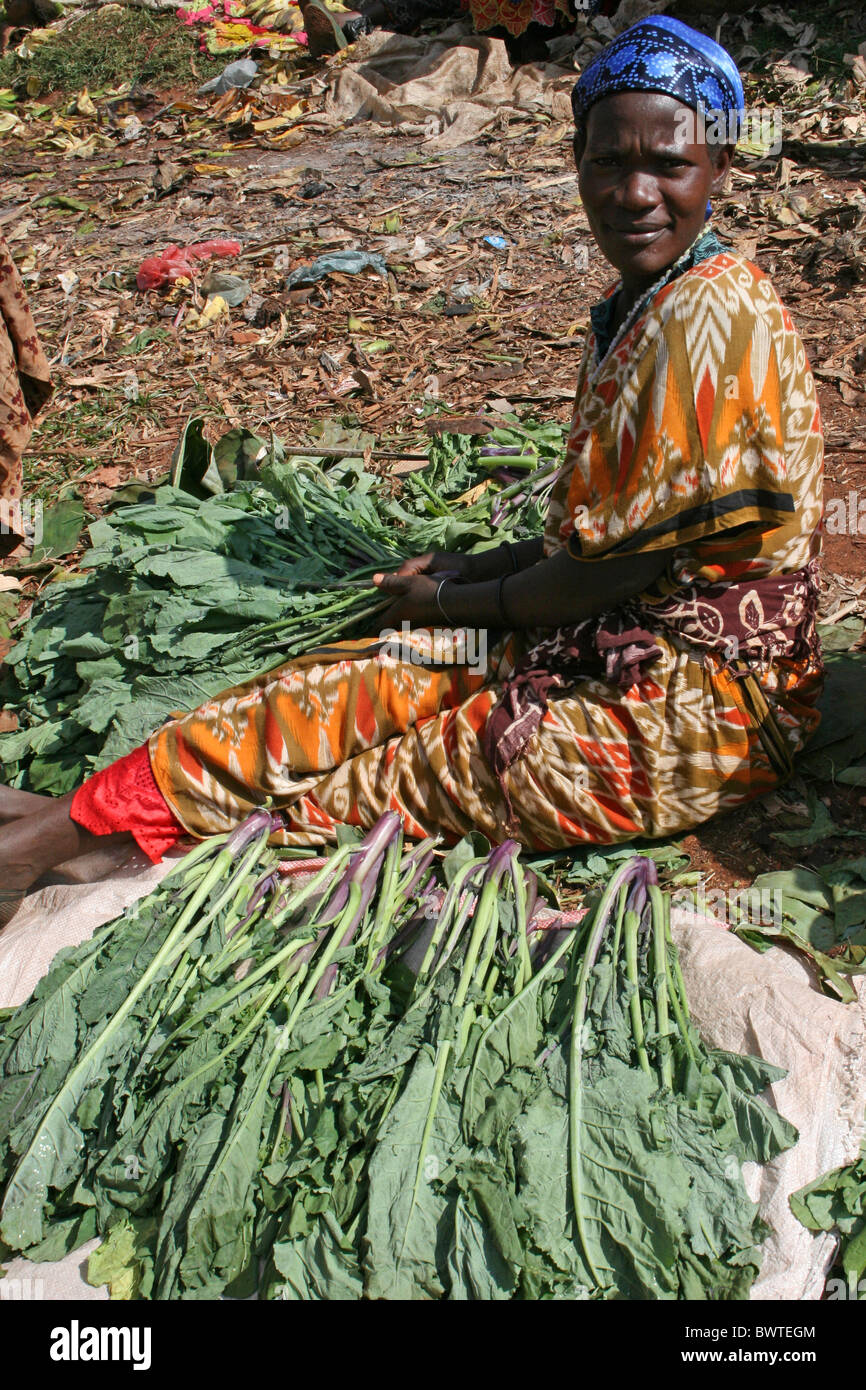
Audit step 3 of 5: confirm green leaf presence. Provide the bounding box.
[170,417,223,498]
[363,1047,460,1301]
[87,1215,156,1299]
[211,429,267,489]
[707,1052,799,1165]
[771,796,839,847]
[31,497,85,563]
[272,1212,363,1300]
[159,1033,278,1298]
[0,892,193,1250]
[446,1187,515,1300]
[798,653,866,780]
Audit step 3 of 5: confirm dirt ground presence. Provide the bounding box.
[1,5,865,891]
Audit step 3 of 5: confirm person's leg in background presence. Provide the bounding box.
[0,324,34,560]
[300,0,460,56]
[0,235,59,918]
[0,234,53,559]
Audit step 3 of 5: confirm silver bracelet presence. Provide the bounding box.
[435,577,457,625]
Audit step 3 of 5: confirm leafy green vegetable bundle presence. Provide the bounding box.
[791,1138,866,1298]
[733,859,866,1003]
[0,420,561,794]
[0,818,796,1300]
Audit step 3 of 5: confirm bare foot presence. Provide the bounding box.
[0,791,128,925]
[300,0,349,56]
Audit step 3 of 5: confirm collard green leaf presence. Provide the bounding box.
[161,1033,279,1298]
[708,1051,799,1164]
[170,416,223,498]
[87,1214,156,1299]
[19,1209,99,1265]
[446,1188,515,1300]
[272,1212,363,1300]
[1,893,192,1251]
[31,496,85,563]
[797,653,866,780]
[363,1046,460,1301]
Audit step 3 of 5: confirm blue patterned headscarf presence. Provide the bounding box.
[572,16,745,136]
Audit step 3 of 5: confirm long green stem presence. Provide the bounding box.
[159,933,316,1051]
[511,861,533,995]
[610,883,629,976]
[463,930,575,1131]
[623,909,652,1079]
[410,862,482,1004]
[453,867,508,1062]
[663,894,695,1052]
[649,886,674,1090]
[363,832,404,962]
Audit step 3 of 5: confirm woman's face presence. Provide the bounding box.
[575,91,732,296]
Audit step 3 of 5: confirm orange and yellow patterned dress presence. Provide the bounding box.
[73,242,824,858]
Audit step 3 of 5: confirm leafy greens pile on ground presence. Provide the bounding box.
[734,858,866,1003]
[0,419,561,794]
[0,822,796,1300]
[791,1137,866,1298]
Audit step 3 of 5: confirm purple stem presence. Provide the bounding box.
[230,869,280,937]
[314,813,404,925]
[400,846,437,901]
[485,839,521,881]
[373,906,430,971]
[224,808,283,858]
[313,853,384,1000]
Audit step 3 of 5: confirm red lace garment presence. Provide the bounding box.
[70,743,187,863]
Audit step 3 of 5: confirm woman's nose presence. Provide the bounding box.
[616,173,659,210]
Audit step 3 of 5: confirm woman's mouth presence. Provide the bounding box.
[607,225,669,245]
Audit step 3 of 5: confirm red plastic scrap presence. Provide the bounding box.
[136,240,242,291]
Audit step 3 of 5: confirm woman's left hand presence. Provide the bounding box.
[372,570,442,628]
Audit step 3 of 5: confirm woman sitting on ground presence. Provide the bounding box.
[298,0,613,56]
[299,0,460,55]
[0,17,823,924]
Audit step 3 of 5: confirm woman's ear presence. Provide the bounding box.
[710,143,734,195]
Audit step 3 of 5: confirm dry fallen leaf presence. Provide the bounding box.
[772,58,811,86]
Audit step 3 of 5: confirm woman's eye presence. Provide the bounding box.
[593,156,621,167]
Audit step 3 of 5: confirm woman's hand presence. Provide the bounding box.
[372,570,442,628]
[372,551,477,629]
[390,551,477,582]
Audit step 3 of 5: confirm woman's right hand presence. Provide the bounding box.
[391,551,478,581]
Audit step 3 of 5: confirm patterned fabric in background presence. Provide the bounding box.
[94,245,825,858]
[571,14,745,130]
[467,0,571,38]
[0,235,53,557]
